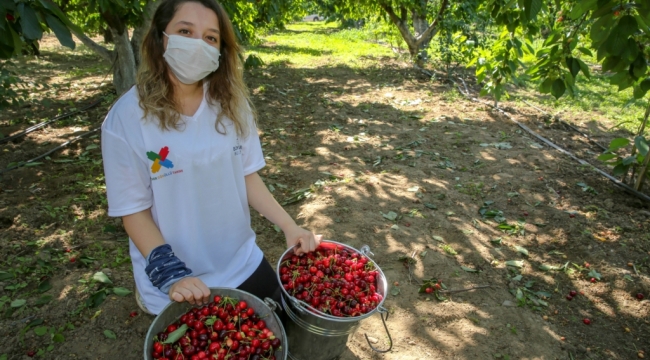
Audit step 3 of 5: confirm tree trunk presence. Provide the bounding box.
[100,10,137,95]
[379,4,420,58]
[111,27,137,95]
[632,101,650,190]
[70,13,139,95]
[412,0,429,65]
[626,101,650,184]
[379,0,448,63]
[70,28,114,62]
[102,27,114,44]
[131,0,161,67]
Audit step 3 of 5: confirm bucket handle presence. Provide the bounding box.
[264,297,282,312]
[288,296,307,315]
[364,306,392,353]
[360,245,374,258]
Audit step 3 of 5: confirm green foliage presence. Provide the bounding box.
[0,0,83,59]
[470,28,525,102]
[244,54,264,69]
[432,1,488,76]
[598,136,649,178]
[475,0,650,103]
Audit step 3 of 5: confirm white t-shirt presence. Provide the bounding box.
[101,85,265,314]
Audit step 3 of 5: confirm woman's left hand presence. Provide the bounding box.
[284,225,322,255]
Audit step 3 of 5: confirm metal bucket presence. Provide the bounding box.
[144,287,288,360]
[276,241,392,360]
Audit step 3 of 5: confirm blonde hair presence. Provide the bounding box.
[136,0,253,137]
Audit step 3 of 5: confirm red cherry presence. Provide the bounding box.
[129,311,138,317]
[523,211,529,216]
[69,257,76,263]
[590,278,597,283]
[26,350,36,357]
[637,293,645,300]
[213,320,224,331]
[425,287,433,294]
[583,318,591,325]
[166,324,178,333]
[569,214,575,218]
[181,345,195,356]
[566,295,573,301]
[208,342,220,352]
[569,290,577,297]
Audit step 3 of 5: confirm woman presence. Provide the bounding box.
[101,0,321,315]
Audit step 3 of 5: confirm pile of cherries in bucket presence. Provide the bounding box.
[151,295,281,360]
[279,243,383,317]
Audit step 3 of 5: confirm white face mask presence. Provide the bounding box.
[163,32,221,84]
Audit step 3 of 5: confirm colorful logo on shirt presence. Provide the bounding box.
[147,146,174,174]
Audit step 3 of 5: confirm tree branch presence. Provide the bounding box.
[400,5,407,23]
[378,1,417,52]
[414,0,449,48]
[131,0,162,67]
[379,2,400,25]
[101,10,126,35]
[70,29,114,63]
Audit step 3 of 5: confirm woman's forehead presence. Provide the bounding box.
[170,2,219,29]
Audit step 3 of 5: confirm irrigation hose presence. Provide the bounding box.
[0,97,103,145]
[519,99,609,152]
[452,76,650,204]
[0,126,101,175]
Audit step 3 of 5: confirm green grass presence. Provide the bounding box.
[512,39,649,135]
[515,73,648,135]
[248,22,396,68]
[423,31,649,136]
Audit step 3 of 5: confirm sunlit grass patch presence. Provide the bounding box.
[511,39,649,134]
[248,22,396,68]
[515,72,648,135]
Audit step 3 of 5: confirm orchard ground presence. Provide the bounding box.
[0,22,649,360]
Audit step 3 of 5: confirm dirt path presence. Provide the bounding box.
[0,35,649,360]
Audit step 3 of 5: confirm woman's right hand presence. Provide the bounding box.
[168,277,211,306]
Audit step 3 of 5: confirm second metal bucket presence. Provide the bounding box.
[276,241,392,360]
[143,287,288,360]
